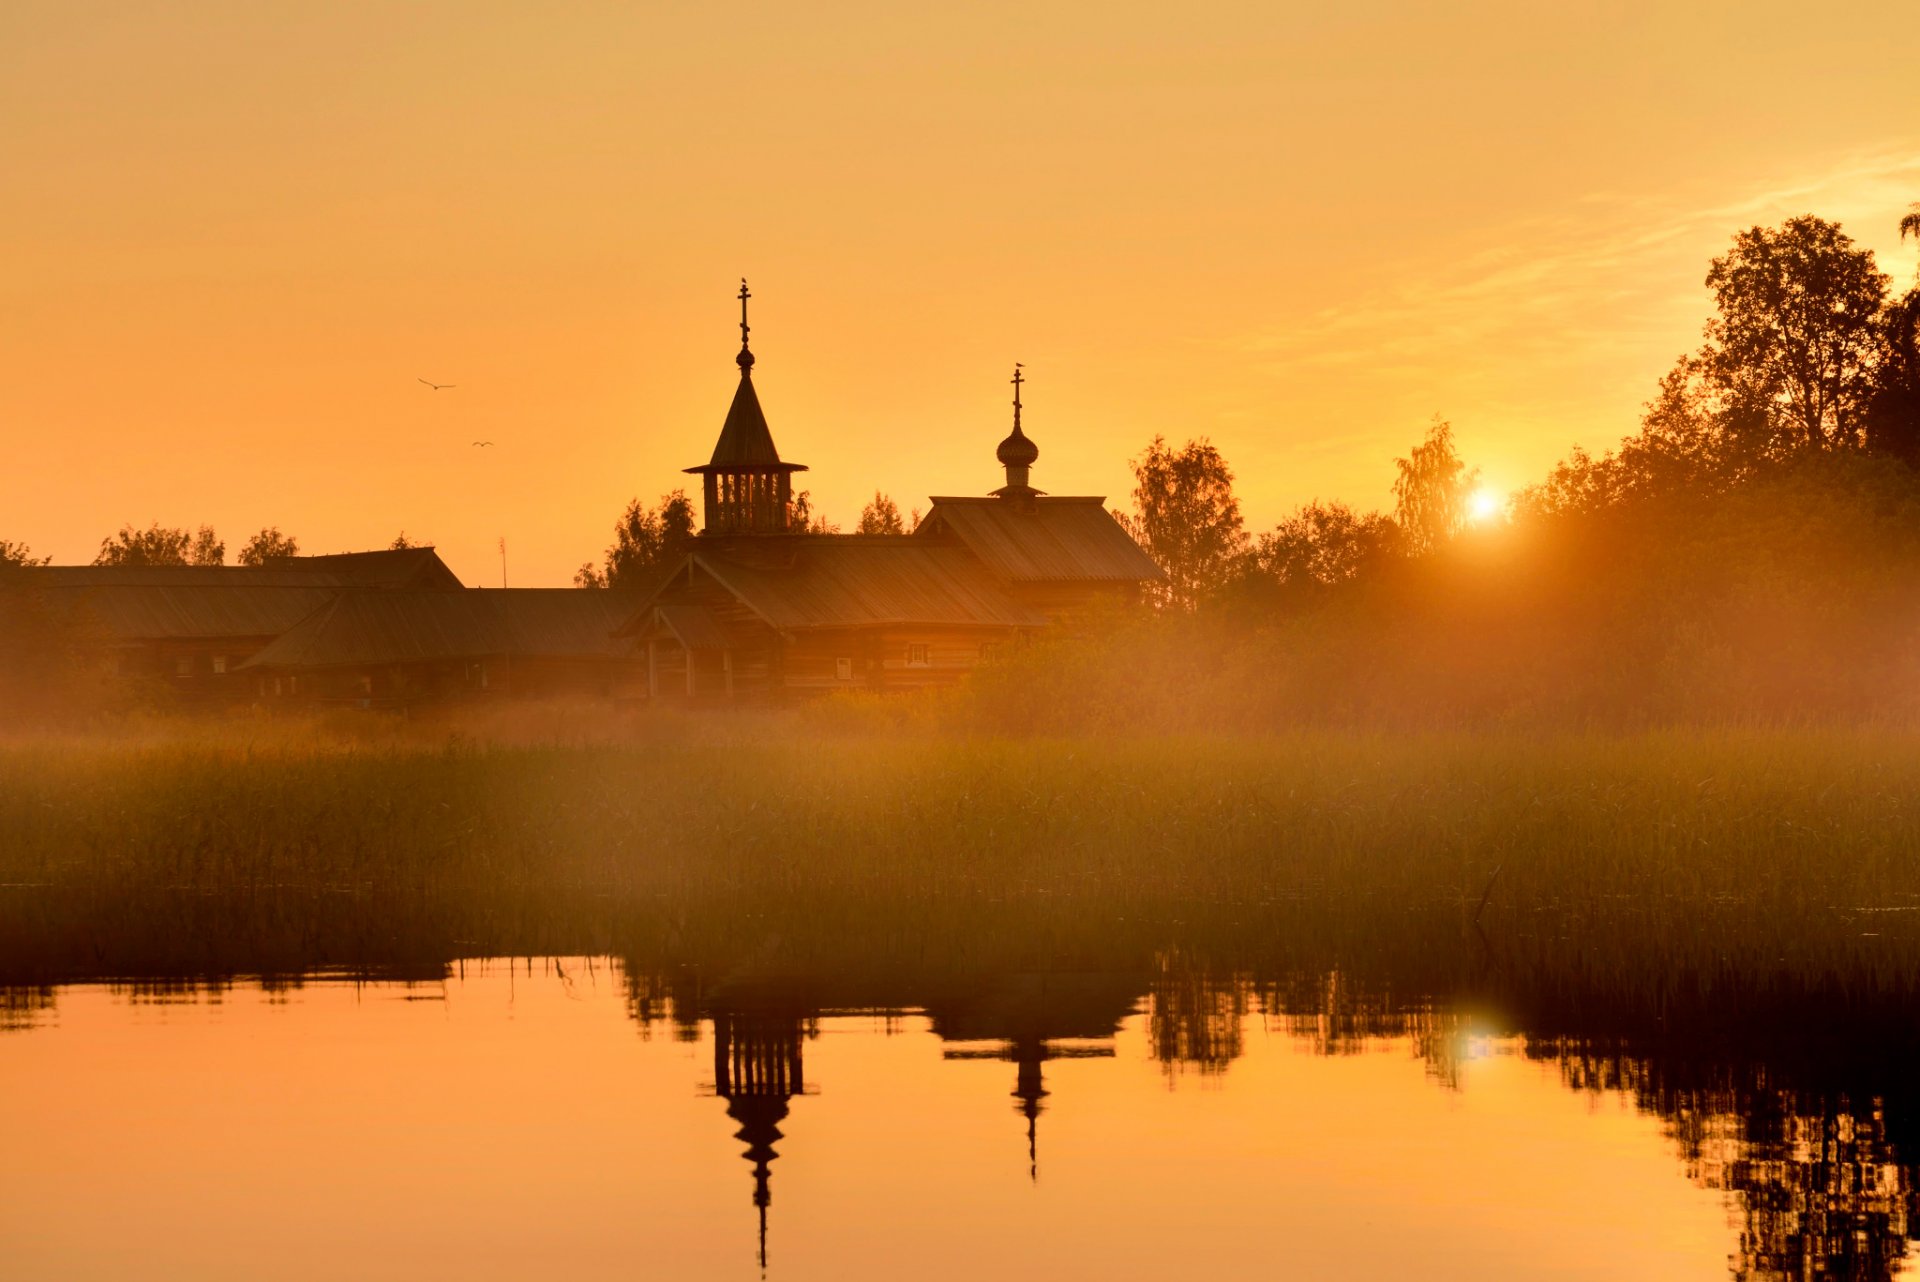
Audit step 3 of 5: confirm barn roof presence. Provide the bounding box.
[626,537,1045,633]
[19,547,461,591]
[22,565,353,588]
[241,589,639,670]
[267,547,463,589]
[28,582,343,641]
[649,602,733,651]
[918,497,1165,583]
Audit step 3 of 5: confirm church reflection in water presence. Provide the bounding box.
[705,997,815,1273]
[6,948,1918,1280]
[611,955,1920,1282]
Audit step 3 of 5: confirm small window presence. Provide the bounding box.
[979,642,999,661]
[211,655,228,675]
[834,657,853,681]
[360,675,374,696]
[907,643,930,667]
[174,656,193,678]
[272,677,283,697]
[288,676,299,695]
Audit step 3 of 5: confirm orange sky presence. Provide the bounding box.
[3,1,1917,585]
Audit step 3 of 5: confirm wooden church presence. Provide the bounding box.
[624,283,1163,698]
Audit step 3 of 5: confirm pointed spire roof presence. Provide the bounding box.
[687,278,807,476]
[708,375,787,468]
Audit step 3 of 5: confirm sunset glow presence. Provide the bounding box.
[3,3,1916,581]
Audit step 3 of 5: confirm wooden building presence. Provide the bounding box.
[18,549,463,704]
[241,588,645,707]
[624,296,1163,699]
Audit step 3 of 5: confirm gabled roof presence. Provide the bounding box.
[686,374,806,474]
[629,537,1045,633]
[918,497,1165,583]
[20,547,462,591]
[27,582,343,641]
[241,589,640,670]
[269,547,464,589]
[21,565,351,588]
[648,602,733,651]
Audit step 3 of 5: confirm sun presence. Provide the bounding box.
[1467,487,1505,524]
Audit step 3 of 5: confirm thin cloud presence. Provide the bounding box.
[1244,144,1920,382]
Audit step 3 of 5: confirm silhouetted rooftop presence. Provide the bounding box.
[919,497,1165,583]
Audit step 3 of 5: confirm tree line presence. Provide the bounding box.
[1111,207,1920,615]
[0,526,425,571]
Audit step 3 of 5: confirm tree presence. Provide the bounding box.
[1866,208,1920,463]
[576,491,696,588]
[789,490,839,534]
[389,532,416,550]
[1701,216,1889,452]
[0,540,49,570]
[236,527,300,565]
[1251,501,1397,589]
[94,523,224,566]
[1127,436,1247,611]
[857,491,906,535]
[1391,420,1478,556]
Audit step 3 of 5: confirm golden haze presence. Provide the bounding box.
[2,1,1917,584]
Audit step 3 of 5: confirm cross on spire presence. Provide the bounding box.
[736,278,754,372]
[1011,362,1023,430]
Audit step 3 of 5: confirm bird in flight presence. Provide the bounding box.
[419,378,455,391]
[472,440,493,447]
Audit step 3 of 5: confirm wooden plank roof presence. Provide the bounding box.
[649,602,733,651]
[267,548,463,589]
[23,581,343,641]
[240,589,640,670]
[631,537,1046,633]
[23,565,355,588]
[19,547,461,591]
[918,497,1165,583]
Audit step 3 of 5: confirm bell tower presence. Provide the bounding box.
[684,279,809,534]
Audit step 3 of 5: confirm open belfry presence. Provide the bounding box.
[627,281,1164,698]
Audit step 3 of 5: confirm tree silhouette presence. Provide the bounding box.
[1702,217,1889,452]
[857,491,905,535]
[1391,419,1478,556]
[236,527,300,565]
[94,523,224,567]
[788,490,838,534]
[1126,436,1247,612]
[576,491,696,588]
[0,540,49,570]
[1251,500,1398,590]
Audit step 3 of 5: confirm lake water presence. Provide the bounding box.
[4,958,1908,1281]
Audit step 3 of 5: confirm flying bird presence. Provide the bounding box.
[472,440,493,447]
[419,378,455,390]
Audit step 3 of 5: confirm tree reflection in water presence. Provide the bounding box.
[6,924,1920,1279]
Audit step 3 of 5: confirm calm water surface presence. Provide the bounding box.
[3,958,1901,1281]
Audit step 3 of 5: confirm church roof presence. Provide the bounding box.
[918,497,1165,583]
[627,538,1046,633]
[687,373,805,474]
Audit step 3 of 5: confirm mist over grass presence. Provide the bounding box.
[6,721,1919,995]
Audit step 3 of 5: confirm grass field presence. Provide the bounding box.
[6,716,1920,992]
